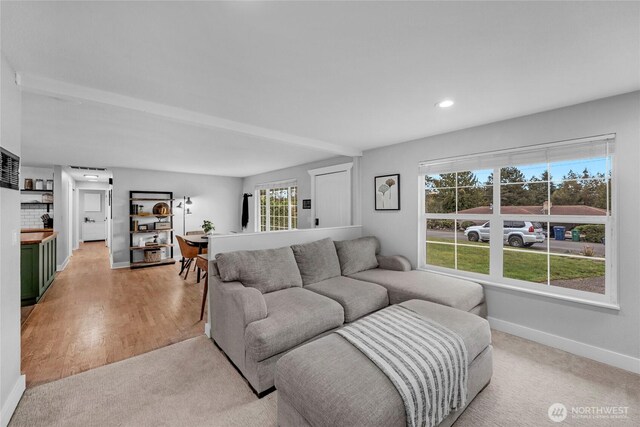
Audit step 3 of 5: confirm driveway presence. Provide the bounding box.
[427,229,605,257]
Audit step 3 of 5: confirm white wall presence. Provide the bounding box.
[75,181,110,191]
[19,165,53,188]
[241,156,356,231]
[0,52,25,427]
[111,168,243,266]
[53,166,75,270]
[360,91,640,363]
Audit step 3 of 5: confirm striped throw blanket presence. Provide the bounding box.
[335,305,468,427]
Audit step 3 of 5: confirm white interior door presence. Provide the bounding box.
[314,171,350,228]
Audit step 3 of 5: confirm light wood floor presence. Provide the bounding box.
[21,241,206,388]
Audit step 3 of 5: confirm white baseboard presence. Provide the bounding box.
[1,375,25,427]
[56,256,70,272]
[110,261,130,269]
[205,322,211,338]
[488,316,640,374]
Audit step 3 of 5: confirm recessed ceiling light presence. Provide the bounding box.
[436,99,454,108]
[84,174,99,179]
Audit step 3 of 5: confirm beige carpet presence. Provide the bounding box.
[10,336,277,427]
[457,331,639,426]
[10,331,639,426]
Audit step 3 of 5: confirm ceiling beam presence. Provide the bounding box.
[16,73,363,157]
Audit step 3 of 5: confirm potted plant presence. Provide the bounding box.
[202,220,215,235]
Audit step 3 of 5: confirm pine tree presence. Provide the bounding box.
[551,170,581,206]
[577,169,608,209]
[528,170,555,206]
[500,167,530,207]
[425,171,488,213]
[425,173,456,213]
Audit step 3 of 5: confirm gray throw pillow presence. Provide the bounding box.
[291,238,341,285]
[334,236,380,276]
[215,246,302,294]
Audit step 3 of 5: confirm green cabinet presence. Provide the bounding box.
[21,236,57,305]
[21,244,39,301]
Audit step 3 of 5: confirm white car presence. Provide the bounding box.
[464,221,545,247]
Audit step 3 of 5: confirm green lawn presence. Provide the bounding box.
[426,238,605,283]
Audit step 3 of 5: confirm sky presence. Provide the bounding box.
[431,157,609,186]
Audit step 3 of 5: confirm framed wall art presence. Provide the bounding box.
[375,174,400,210]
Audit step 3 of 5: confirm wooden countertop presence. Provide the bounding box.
[22,228,54,233]
[21,231,58,245]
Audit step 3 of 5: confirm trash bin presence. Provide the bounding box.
[571,229,581,242]
[553,226,566,241]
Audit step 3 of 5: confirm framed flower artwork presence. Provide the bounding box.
[375,174,400,210]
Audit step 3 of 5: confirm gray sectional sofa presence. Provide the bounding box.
[210,236,485,395]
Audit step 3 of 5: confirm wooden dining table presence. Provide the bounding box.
[179,234,209,253]
[177,234,209,282]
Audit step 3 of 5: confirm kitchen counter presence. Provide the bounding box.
[21,230,58,245]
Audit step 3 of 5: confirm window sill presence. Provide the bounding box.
[416,267,620,311]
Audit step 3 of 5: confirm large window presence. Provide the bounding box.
[420,135,616,307]
[257,180,298,232]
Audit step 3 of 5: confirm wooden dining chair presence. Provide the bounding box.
[196,255,209,321]
[176,236,199,280]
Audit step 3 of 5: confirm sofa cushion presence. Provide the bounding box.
[376,255,412,272]
[245,288,344,361]
[305,276,389,323]
[291,238,341,285]
[215,247,302,294]
[334,236,380,276]
[348,269,485,312]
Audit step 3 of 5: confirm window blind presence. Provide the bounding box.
[254,179,297,191]
[419,134,615,175]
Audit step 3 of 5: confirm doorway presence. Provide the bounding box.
[78,189,108,243]
[21,167,205,388]
[309,162,353,228]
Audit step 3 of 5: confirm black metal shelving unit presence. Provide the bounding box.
[21,189,54,212]
[129,190,175,269]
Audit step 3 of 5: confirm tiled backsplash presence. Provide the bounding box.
[21,205,53,229]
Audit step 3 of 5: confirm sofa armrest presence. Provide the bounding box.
[376,255,412,272]
[215,279,267,326]
[211,276,268,371]
[209,259,220,277]
[229,286,268,326]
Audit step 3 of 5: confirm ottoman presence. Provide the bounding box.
[275,299,493,427]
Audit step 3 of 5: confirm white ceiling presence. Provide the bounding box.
[2,1,639,176]
[65,166,112,183]
[21,92,335,177]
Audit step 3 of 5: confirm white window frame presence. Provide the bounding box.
[255,179,298,232]
[418,134,619,310]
